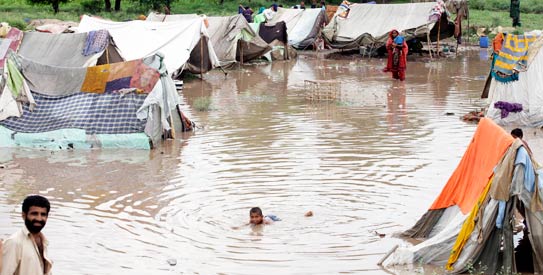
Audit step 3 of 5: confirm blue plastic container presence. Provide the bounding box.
[479,36,489,48]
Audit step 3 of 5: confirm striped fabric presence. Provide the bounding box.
[0,91,147,134]
[492,33,539,82]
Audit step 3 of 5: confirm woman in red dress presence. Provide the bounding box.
[383,29,408,81]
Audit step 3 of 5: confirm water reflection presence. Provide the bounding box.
[386,82,407,133]
[0,52,501,274]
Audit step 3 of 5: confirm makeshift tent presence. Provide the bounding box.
[77,15,220,77]
[145,13,199,22]
[147,14,271,67]
[17,31,105,67]
[322,2,454,49]
[0,52,189,149]
[484,33,543,126]
[248,21,297,61]
[268,7,328,49]
[385,118,543,274]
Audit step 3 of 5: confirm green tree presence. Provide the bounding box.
[27,0,67,13]
[104,0,121,12]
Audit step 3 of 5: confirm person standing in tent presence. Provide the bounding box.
[384,30,408,81]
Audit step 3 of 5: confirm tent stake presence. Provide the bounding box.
[377,245,399,266]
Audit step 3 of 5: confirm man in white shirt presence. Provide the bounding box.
[1,195,53,275]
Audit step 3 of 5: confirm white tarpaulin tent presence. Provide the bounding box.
[146,13,271,67]
[77,15,220,76]
[323,3,440,49]
[145,13,199,22]
[485,35,543,126]
[268,8,328,49]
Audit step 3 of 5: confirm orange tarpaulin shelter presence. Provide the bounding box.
[396,117,543,274]
[429,118,514,214]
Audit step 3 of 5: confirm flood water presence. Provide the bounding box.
[0,49,532,274]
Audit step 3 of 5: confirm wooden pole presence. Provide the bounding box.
[467,9,470,45]
[436,15,441,58]
[200,34,204,80]
[240,40,244,65]
[427,24,433,59]
[106,45,110,64]
[284,41,289,60]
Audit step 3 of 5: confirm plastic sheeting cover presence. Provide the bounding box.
[0,126,151,150]
[77,15,220,75]
[322,3,437,48]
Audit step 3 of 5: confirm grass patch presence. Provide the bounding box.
[466,9,543,39]
[470,0,543,14]
[193,96,213,112]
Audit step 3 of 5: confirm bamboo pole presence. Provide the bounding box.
[284,41,289,60]
[427,24,433,59]
[169,110,176,139]
[436,15,441,58]
[467,10,470,45]
[106,45,110,64]
[240,40,244,65]
[200,34,204,80]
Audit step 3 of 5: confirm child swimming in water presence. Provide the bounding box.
[249,207,279,225]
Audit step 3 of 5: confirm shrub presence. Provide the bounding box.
[81,0,102,13]
[7,19,27,30]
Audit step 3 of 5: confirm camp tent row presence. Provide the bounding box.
[323,2,454,50]
[77,15,220,77]
[384,118,543,274]
[483,31,543,127]
[146,13,271,68]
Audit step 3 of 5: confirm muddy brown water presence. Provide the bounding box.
[1,50,538,274]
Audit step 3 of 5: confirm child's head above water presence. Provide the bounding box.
[249,207,264,225]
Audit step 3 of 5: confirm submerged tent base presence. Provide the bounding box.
[0,126,151,150]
